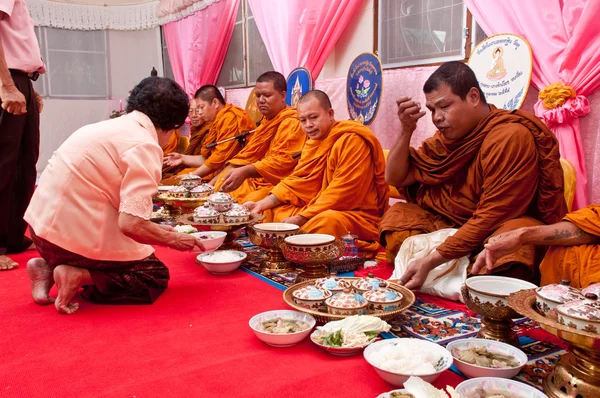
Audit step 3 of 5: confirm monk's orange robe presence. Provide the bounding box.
[264,120,389,258]
[213,107,305,202]
[162,122,213,180]
[540,205,600,288]
[379,106,567,276]
[201,104,255,181]
[161,128,181,155]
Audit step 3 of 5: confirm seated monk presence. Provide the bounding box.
[379,61,567,290]
[160,127,182,156]
[24,77,209,315]
[211,71,305,203]
[245,90,389,258]
[161,96,212,182]
[163,84,255,181]
[473,204,600,289]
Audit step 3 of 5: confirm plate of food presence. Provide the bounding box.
[377,376,459,398]
[249,310,316,347]
[310,315,391,356]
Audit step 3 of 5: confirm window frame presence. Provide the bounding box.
[374,0,481,70]
[36,26,111,99]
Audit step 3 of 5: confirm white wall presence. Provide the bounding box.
[38,27,163,175]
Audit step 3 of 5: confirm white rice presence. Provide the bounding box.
[200,251,243,263]
[369,341,441,374]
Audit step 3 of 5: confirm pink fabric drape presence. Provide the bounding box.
[163,0,239,97]
[465,0,600,209]
[247,0,365,79]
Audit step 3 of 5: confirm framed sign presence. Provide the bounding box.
[468,34,532,110]
[286,67,313,107]
[346,53,383,126]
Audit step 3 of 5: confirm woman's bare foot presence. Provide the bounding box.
[26,258,55,305]
[0,255,18,271]
[53,265,92,315]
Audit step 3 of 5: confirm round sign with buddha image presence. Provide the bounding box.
[346,52,383,126]
[468,34,532,110]
[286,67,313,107]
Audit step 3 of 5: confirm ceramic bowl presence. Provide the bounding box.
[363,288,404,314]
[315,275,352,293]
[557,296,600,334]
[222,206,251,224]
[248,223,300,250]
[325,289,368,316]
[582,282,600,297]
[196,250,246,274]
[179,175,203,189]
[363,338,453,387]
[157,185,175,193]
[189,183,213,199]
[446,338,528,379]
[535,282,583,319]
[292,285,332,312]
[190,231,226,252]
[463,276,538,320]
[248,310,316,347]
[375,390,411,398]
[352,273,389,293]
[282,234,342,266]
[455,377,547,398]
[207,192,235,212]
[168,186,189,198]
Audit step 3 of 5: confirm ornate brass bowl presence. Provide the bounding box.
[281,234,343,281]
[156,194,208,215]
[462,276,537,347]
[246,223,300,273]
[509,289,600,398]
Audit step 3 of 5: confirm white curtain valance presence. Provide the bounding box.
[156,0,221,25]
[26,0,160,31]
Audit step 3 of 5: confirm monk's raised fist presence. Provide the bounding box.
[396,96,426,135]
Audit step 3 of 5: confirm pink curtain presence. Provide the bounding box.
[163,0,239,97]
[465,0,600,209]
[247,0,365,79]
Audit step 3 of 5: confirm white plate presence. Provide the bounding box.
[376,390,410,398]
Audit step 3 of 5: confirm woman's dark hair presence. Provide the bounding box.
[126,77,189,130]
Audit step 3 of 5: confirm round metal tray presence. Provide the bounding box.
[283,278,415,324]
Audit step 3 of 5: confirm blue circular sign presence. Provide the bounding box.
[346,53,383,126]
[286,67,313,107]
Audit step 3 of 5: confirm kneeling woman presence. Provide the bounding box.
[25,77,207,314]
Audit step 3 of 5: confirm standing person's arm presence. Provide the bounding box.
[0,28,27,115]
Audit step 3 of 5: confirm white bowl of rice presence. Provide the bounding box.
[363,338,453,387]
[196,250,247,274]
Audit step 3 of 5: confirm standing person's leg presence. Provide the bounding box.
[0,72,32,270]
[7,74,39,254]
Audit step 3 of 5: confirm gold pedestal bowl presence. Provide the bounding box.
[509,289,600,398]
[462,276,537,347]
[281,234,343,282]
[156,194,208,217]
[246,223,300,273]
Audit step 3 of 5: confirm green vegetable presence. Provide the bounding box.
[364,331,379,340]
[322,330,343,347]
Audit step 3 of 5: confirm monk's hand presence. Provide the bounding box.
[164,153,183,167]
[397,96,426,134]
[34,90,43,113]
[0,84,27,115]
[243,201,261,213]
[283,215,308,227]
[399,258,433,290]
[220,168,246,192]
[483,229,525,261]
[472,248,496,275]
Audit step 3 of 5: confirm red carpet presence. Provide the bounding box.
[0,247,465,397]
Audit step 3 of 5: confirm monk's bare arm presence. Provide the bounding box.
[385,97,425,187]
[521,222,599,246]
[181,154,205,167]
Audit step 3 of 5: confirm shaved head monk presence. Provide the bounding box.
[473,204,600,289]
[211,71,306,202]
[162,96,213,181]
[379,61,567,290]
[245,90,389,257]
[163,84,255,181]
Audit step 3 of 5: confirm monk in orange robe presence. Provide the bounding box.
[162,97,212,182]
[211,71,305,203]
[245,90,389,258]
[163,85,255,181]
[379,62,567,290]
[160,128,181,155]
[474,204,600,288]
